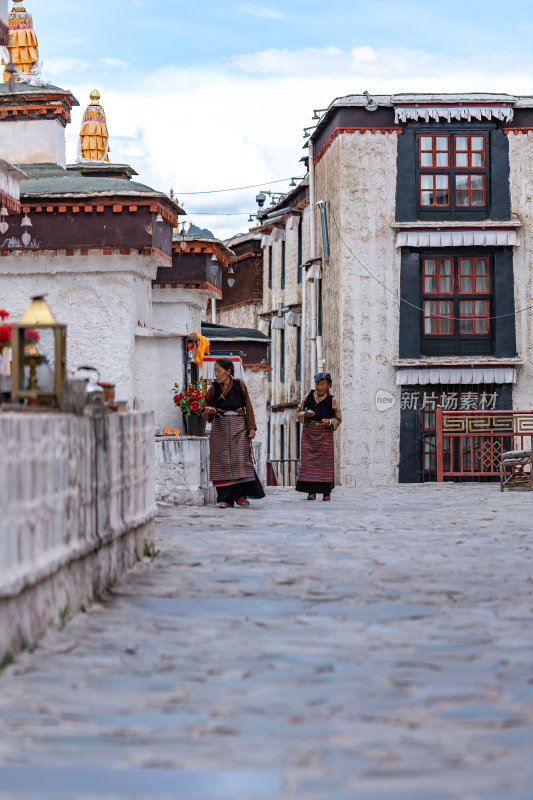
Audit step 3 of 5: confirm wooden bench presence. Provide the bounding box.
[500,449,533,491]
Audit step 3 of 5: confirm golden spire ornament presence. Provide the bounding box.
[2,1,41,83]
[78,90,111,162]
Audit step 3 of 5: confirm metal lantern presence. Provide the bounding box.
[11,296,66,404]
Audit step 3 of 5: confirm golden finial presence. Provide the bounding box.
[90,89,101,104]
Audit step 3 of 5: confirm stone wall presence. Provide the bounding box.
[0,410,155,659]
[155,437,262,505]
[508,133,533,410]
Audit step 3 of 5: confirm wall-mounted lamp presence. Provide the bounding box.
[363,90,378,112]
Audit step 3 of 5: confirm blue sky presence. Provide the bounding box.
[24,0,533,237]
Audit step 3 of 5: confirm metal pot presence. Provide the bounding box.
[74,366,105,406]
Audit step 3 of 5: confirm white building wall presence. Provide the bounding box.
[316,131,402,487]
[0,251,157,404]
[507,132,533,410]
[0,120,67,168]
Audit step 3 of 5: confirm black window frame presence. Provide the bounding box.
[297,222,303,283]
[420,250,494,356]
[279,327,285,383]
[415,125,490,221]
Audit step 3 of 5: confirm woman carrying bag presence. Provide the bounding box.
[203,358,265,509]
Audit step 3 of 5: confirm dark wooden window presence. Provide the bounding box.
[296,324,301,380]
[418,133,488,215]
[297,222,303,283]
[268,246,272,290]
[421,255,492,355]
[281,240,286,289]
[280,328,285,383]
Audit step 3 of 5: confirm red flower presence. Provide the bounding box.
[26,329,40,344]
[190,401,201,413]
[0,309,9,321]
[0,324,11,347]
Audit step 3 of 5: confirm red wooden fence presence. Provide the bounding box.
[436,409,533,481]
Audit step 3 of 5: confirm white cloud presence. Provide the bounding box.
[101,57,129,69]
[238,3,287,20]
[43,57,90,76]
[61,45,533,240]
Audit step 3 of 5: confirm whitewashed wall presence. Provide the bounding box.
[155,436,262,506]
[0,411,155,657]
[0,251,156,406]
[315,132,402,486]
[0,120,67,168]
[508,133,533,410]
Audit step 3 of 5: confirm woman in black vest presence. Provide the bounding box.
[203,359,265,508]
[296,372,342,501]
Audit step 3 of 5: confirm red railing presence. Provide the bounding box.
[436,409,533,481]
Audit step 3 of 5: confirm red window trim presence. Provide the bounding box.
[419,174,450,207]
[419,134,450,170]
[455,173,486,207]
[458,299,491,335]
[423,299,454,335]
[458,257,490,295]
[454,134,486,169]
[423,257,454,295]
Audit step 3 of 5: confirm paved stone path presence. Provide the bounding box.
[1,485,533,799]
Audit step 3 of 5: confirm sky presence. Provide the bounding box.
[23,0,533,239]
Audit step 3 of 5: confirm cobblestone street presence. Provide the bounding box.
[1,485,533,800]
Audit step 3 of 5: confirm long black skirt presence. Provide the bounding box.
[216,470,266,503]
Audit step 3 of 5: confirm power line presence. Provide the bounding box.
[177,176,305,195]
[185,211,254,216]
[329,206,533,322]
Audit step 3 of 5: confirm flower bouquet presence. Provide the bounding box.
[173,381,207,436]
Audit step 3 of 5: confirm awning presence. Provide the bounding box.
[396,367,517,386]
[286,214,300,231]
[394,106,514,124]
[306,261,322,281]
[201,353,245,381]
[396,229,519,248]
[271,225,286,243]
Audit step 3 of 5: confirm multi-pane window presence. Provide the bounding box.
[422,256,492,354]
[418,134,487,211]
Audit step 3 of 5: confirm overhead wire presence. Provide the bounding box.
[329,205,533,323]
[177,176,305,195]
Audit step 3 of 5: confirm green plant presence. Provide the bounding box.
[59,603,71,629]
[0,652,13,674]
[144,542,160,560]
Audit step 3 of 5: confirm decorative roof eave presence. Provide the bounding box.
[155,280,222,300]
[19,197,179,225]
[172,237,234,267]
[394,105,514,124]
[0,245,172,267]
[0,86,79,127]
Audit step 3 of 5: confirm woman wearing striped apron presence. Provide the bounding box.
[296,372,342,502]
[204,359,265,509]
